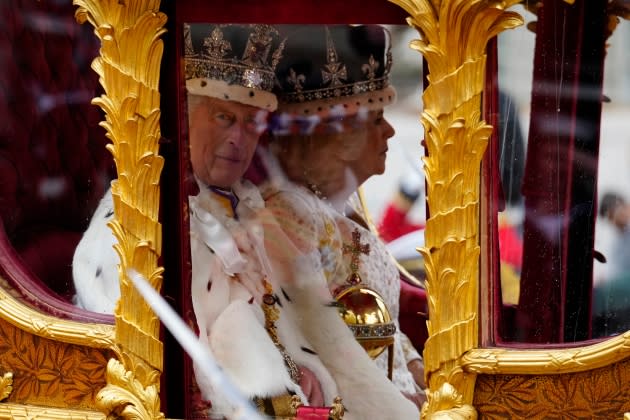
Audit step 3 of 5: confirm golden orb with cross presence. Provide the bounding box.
[334,228,396,377]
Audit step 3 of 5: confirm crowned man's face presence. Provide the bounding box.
[188,95,268,188]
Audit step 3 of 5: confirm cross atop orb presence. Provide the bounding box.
[342,228,370,284]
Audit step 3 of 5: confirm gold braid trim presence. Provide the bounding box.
[261,278,302,384]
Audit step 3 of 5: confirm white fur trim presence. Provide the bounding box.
[187,78,277,111]
[270,280,340,405]
[197,300,306,416]
[72,187,120,314]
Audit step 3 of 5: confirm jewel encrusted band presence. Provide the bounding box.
[279,77,390,104]
[185,58,275,92]
[349,322,397,339]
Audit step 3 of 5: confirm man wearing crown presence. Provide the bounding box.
[73,23,417,419]
[181,24,331,417]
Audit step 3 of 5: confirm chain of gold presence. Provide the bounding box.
[261,278,302,384]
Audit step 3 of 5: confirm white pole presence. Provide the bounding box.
[127,269,266,420]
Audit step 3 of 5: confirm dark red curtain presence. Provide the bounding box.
[515,0,607,343]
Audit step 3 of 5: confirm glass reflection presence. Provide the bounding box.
[361,25,426,282]
[593,193,630,336]
[496,4,630,343]
[0,1,113,317]
[178,23,427,417]
[592,19,630,336]
[262,22,426,413]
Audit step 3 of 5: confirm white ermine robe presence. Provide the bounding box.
[73,180,418,419]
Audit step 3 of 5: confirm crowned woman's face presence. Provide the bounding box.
[272,108,395,198]
[348,109,396,185]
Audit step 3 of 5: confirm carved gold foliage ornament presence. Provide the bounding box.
[0,372,12,402]
[72,0,166,419]
[386,0,522,417]
[0,404,105,420]
[462,332,630,416]
[96,358,164,420]
[463,329,630,375]
[0,317,111,408]
[473,357,630,419]
[0,281,114,347]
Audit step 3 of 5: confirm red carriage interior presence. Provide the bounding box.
[0,0,114,322]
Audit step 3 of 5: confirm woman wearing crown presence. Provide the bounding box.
[261,24,427,411]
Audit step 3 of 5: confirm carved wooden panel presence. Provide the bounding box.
[0,317,113,410]
[474,358,630,419]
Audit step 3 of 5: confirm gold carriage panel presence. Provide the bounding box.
[474,358,630,418]
[0,316,114,411]
[0,404,105,420]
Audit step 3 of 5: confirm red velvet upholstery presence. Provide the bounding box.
[398,277,428,354]
[296,406,335,418]
[0,1,115,321]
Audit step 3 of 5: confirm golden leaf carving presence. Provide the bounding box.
[96,358,164,420]
[425,382,476,420]
[72,1,166,419]
[0,317,110,409]
[474,358,630,419]
[0,284,115,349]
[0,403,105,419]
[463,330,630,375]
[387,0,523,417]
[0,372,13,402]
[72,0,166,368]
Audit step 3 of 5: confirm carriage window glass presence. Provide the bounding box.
[0,1,114,317]
[178,22,428,417]
[591,19,630,338]
[360,25,425,284]
[494,3,630,344]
